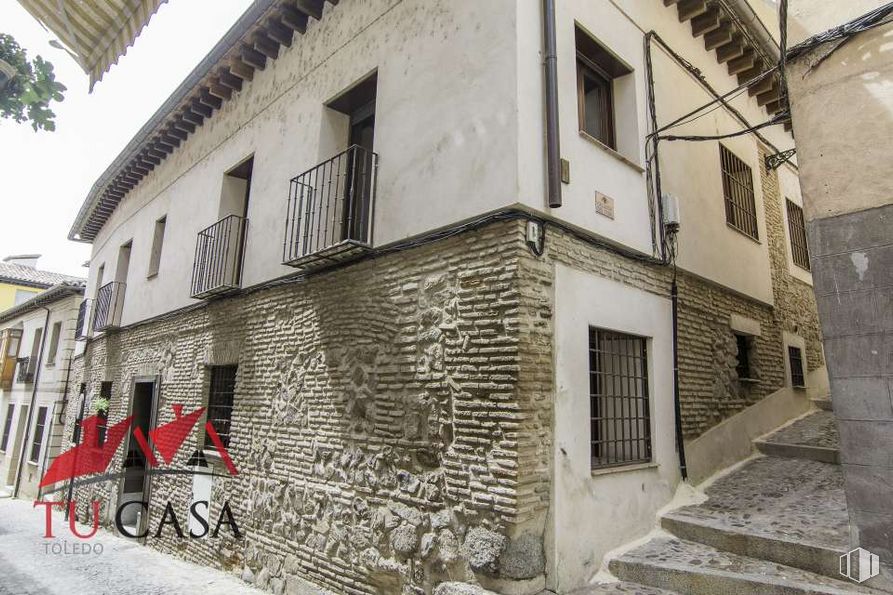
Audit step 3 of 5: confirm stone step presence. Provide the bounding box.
[754,411,841,464]
[610,536,877,595]
[812,397,833,411]
[574,581,678,594]
[661,456,849,578]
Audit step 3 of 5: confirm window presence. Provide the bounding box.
[46,321,62,365]
[14,289,37,305]
[205,365,237,449]
[1,404,14,451]
[789,346,805,388]
[786,199,810,270]
[97,381,112,446]
[29,406,48,464]
[720,145,759,239]
[735,334,754,380]
[148,216,167,278]
[589,328,651,469]
[576,27,632,150]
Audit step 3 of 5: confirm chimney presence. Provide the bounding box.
[3,254,41,269]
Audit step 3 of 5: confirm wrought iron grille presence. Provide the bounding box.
[191,214,247,299]
[75,299,90,340]
[205,365,237,449]
[786,199,810,270]
[589,328,652,469]
[1,404,13,451]
[29,406,48,463]
[720,144,759,240]
[92,281,126,332]
[788,346,805,388]
[283,145,377,268]
[16,357,34,384]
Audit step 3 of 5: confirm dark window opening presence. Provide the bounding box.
[97,381,112,446]
[1,404,14,451]
[29,406,48,463]
[575,27,631,149]
[786,199,810,270]
[589,328,651,469]
[789,346,805,388]
[205,365,237,450]
[735,334,754,380]
[720,145,759,239]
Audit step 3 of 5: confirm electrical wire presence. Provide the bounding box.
[787,2,893,62]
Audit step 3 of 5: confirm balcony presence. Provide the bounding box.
[283,145,377,269]
[16,357,34,384]
[92,281,126,332]
[75,299,90,340]
[191,214,247,299]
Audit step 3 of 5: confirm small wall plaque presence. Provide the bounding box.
[595,192,615,220]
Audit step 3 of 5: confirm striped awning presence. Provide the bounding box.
[17,0,167,90]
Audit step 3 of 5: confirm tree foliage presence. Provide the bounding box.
[0,33,66,132]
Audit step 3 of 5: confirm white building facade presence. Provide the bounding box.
[58,1,827,593]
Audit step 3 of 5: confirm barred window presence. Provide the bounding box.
[786,199,810,270]
[735,334,754,380]
[589,328,652,469]
[1,404,14,451]
[789,346,805,388]
[205,365,237,449]
[720,145,759,240]
[96,381,112,446]
[29,406,48,463]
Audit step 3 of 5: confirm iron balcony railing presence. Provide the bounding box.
[16,357,34,384]
[191,214,248,299]
[75,299,90,340]
[283,145,377,268]
[92,281,126,332]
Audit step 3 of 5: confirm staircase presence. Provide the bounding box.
[589,404,884,594]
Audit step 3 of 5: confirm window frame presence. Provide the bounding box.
[29,405,48,464]
[204,364,237,451]
[719,145,759,240]
[0,404,14,452]
[147,215,168,278]
[788,345,806,388]
[577,54,616,149]
[46,321,62,366]
[588,327,653,470]
[786,199,811,271]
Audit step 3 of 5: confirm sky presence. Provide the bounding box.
[0,0,254,277]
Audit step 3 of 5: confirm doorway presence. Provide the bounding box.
[118,378,158,539]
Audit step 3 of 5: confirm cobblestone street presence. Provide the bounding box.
[0,497,265,595]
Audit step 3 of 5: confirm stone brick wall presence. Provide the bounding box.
[65,221,548,595]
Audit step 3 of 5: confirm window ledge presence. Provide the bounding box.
[146,272,159,281]
[739,377,760,384]
[727,223,762,245]
[579,130,645,174]
[26,461,38,467]
[591,461,658,477]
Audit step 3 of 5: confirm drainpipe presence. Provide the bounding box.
[13,307,51,499]
[543,0,562,208]
[671,279,688,481]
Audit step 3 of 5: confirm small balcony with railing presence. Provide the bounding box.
[92,281,126,332]
[75,299,91,340]
[16,357,34,384]
[283,145,378,269]
[191,214,248,299]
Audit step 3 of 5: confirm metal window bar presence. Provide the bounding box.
[191,214,248,299]
[720,145,759,240]
[283,145,378,268]
[92,281,126,332]
[75,299,91,340]
[16,357,34,384]
[589,328,652,469]
[205,365,237,450]
[788,346,805,388]
[735,334,752,379]
[786,199,811,270]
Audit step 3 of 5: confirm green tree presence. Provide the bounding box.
[0,33,66,132]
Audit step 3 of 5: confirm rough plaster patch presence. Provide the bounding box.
[850,251,869,281]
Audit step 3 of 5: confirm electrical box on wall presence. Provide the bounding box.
[662,192,681,231]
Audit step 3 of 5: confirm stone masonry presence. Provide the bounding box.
[58,145,824,594]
